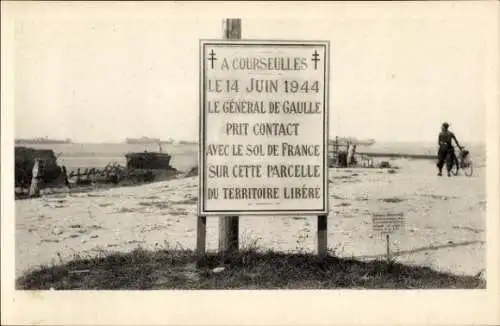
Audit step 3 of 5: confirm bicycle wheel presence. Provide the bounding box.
[451,157,459,176]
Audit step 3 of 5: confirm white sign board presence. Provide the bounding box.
[372,213,405,234]
[199,40,329,216]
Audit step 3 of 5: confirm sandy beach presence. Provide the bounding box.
[15,157,486,279]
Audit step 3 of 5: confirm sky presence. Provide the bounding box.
[9,2,494,143]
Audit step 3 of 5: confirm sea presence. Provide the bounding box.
[16,141,486,173]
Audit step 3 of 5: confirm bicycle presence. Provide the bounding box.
[450,147,473,177]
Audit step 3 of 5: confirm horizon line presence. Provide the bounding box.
[12,139,487,145]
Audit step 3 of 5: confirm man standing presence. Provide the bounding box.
[437,122,462,177]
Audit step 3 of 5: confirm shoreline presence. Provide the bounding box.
[15,168,186,201]
[14,164,396,201]
[358,152,438,160]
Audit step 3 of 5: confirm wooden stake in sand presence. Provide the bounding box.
[29,158,41,198]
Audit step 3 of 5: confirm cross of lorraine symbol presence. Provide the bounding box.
[208,49,217,69]
[312,50,320,70]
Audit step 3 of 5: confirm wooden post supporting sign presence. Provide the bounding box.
[197,18,242,257]
[196,215,206,257]
[218,20,242,255]
[317,215,328,257]
[386,233,391,263]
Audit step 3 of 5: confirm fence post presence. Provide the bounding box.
[62,166,70,188]
[218,18,241,255]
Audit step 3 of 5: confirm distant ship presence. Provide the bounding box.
[124,137,183,145]
[178,140,198,145]
[125,137,161,144]
[353,138,376,146]
[15,137,72,145]
[329,137,376,147]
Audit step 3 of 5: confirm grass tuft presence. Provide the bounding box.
[16,248,485,290]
